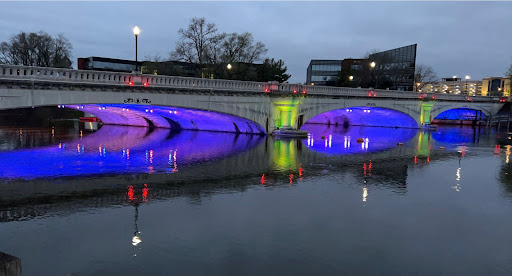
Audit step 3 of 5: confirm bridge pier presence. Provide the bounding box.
[0,251,21,276]
[271,97,302,129]
[420,101,434,125]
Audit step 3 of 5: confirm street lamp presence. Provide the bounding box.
[133,26,141,73]
[369,62,376,88]
[465,75,471,95]
[416,82,421,92]
[227,63,232,70]
[349,75,354,81]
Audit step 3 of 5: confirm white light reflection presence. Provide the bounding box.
[506,145,511,163]
[452,167,461,192]
[307,134,314,147]
[132,235,142,246]
[361,138,369,150]
[344,136,351,149]
[363,187,368,202]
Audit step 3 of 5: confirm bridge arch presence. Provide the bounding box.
[431,104,492,122]
[63,103,267,134]
[301,106,420,129]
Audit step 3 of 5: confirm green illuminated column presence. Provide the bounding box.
[420,102,434,125]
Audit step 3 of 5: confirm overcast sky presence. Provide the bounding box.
[1,1,511,83]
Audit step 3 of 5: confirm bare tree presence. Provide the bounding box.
[171,17,267,66]
[0,31,72,68]
[170,17,225,65]
[415,64,438,91]
[220,32,267,63]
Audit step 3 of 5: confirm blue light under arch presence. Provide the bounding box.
[303,107,418,128]
[434,108,487,121]
[67,104,266,134]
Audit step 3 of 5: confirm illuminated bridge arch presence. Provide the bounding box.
[64,104,267,134]
[302,106,420,128]
[431,104,492,122]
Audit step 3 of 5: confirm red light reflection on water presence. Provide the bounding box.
[128,185,135,201]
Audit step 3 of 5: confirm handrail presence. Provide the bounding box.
[0,64,503,102]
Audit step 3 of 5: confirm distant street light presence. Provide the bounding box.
[369,62,376,88]
[133,26,141,73]
[349,75,354,81]
[416,82,421,92]
[227,63,232,70]
[465,75,471,95]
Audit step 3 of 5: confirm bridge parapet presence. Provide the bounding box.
[0,64,503,103]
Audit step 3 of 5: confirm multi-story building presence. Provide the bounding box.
[419,77,482,95]
[369,44,417,91]
[306,44,417,90]
[306,60,342,86]
[481,77,511,96]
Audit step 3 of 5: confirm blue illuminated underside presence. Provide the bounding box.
[304,107,418,128]
[434,108,487,121]
[67,104,266,134]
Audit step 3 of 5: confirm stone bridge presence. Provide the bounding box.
[0,65,505,134]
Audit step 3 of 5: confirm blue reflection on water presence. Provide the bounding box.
[431,126,486,144]
[0,126,264,180]
[301,124,418,154]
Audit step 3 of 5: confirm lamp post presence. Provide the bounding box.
[416,82,421,92]
[369,62,376,88]
[465,75,471,95]
[133,26,141,73]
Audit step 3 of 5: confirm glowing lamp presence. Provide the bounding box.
[143,83,148,87]
[133,26,141,36]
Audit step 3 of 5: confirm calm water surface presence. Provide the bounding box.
[1,124,512,275]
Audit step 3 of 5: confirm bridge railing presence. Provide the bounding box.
[0,64,503,102]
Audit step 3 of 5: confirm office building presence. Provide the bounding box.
[419,77,482,95]
[306,44,417,90]
[306,60,342,86]
[481,77,511,96]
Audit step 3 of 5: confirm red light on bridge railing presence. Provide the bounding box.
[129,82,133,86]
[293,90,297,94]
[373,92,377,97]
[467,97,472,101]
[264,88,269,93]
[143,82,148,87]
[432,95,436,99]
[419,95,423,99]
[302,90,307,94]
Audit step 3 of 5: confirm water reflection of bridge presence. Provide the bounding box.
[0,126,492,222]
